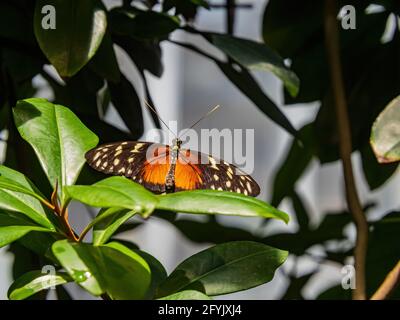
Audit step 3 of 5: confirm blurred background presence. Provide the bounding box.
[1,0,400,299]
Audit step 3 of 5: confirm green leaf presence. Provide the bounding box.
[281,272,313,300]
[66,176,157,217]
[13,98,99,204]
[168,217,258,244]
[8,270,71,300]
[263,209,354,255]
[52,240,151,299]
[366,212,400,298]
[132,249,167,299]
[190,0,210,9]
[89,31,121,83]
[211,34,299,97]
[109,8,180,40]
[0,176,49,205]
[108,73,144,138]
[156,190,289,223]
[157,241,288,297]
[271,124,313,206]
[262,0,323,58]
[217,62,297,137]
[113,35,163,77]
[89,208,137,245]
[17,231,59,262]
[0,211,52,248]
[34,0,107,77]
[290,191,310,231]
[0,166,54,229]
[104,242,165,298]
[159,290,212,300]
[371,95,400,163]
[361,143,398,190]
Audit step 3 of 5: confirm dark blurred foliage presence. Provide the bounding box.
[1,0,400,299]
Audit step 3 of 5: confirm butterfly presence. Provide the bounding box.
[85,103,260,196]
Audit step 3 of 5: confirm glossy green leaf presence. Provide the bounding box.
[109,8,180,40]
[0,176,49,205]
[104,241,164,298]
[34,0,107,77]
[157,241,288,296]
[8,270,71,300]
[132,249,167,299]
[371,95,400,163]
[217,62,297,137]
[13,98,99,204]
[52,240,151,299]
[105,240,167,298]
[156,190,289,223]
[211,34,299,97]
[0,211,52,248]
[66,176,157,217]
[89,208,137,245]
[17,231,59,262]
[0,166,54,229]
[159,290,212,300]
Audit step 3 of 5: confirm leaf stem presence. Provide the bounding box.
[50,182,78,241]
[167,39,220,62]
[371,260,400,300]
[78,224,91,242]
[324,0,369,300]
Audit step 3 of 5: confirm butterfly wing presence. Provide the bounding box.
[85,141,170,193]
[176,149,260,196]
[86,142,260,196]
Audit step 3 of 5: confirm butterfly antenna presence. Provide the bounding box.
[143,99,177,138]
[179,104,220,138]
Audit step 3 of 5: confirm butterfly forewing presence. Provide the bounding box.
[86,141,168,192]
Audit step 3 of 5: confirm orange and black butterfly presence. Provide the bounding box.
[85,104,260,196]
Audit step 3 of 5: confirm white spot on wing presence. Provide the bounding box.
[93,152,101,161]
[246,182,252,193]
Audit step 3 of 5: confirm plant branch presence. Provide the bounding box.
[324,0,369,300]
[371,260,400,300]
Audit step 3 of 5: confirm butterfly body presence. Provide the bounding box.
[85,140,260,196]
[165,138,182,193]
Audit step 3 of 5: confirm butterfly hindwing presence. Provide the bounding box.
[177,149,260,196]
